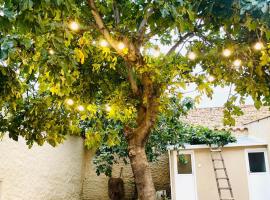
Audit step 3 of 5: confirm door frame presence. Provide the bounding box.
[245,148,270,199]
[0,179,2,200]
[175,150,198,200]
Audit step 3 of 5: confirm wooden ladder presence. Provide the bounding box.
[210,148,235,200]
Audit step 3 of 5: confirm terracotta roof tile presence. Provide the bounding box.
[181,105,270,128]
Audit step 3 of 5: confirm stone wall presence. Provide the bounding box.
[82,150,170,200]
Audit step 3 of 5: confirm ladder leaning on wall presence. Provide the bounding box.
[210,148,235,200]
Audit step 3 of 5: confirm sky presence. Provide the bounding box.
[186,86,254,108]
[154,35,254,108]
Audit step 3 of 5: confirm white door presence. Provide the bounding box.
[0,180,2,200]
[175,151,197,200]
[246,149,270,200]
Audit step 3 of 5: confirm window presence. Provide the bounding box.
[177,154,192,174]
[248,152,266,173]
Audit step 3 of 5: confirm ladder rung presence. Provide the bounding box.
[211,149,222,152]
[210,149,234,199]
[215,167,226,170]
[219,187,232,190]
[217,177,229,180]
[212,158,223,161]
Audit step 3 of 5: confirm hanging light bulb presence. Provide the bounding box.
[253,42,264,51]
[69,21,80,31]
[233,59,242,67]
[152,48,161,57]
[117,42,125,50]
[77,105,85,112]
[222,49,232,57]
[188,52,196,60]
[105,104,111,112]
[48,49,55,55]
[100,39,109,47]
[207,75,215,82]
[66,99,74,106]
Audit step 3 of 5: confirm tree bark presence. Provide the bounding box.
[125,74,160,200]
[88,1,160,199]
[128,142,156,200]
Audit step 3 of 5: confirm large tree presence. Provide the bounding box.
[1,0,270,199]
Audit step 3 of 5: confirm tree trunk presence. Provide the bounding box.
[128,142,156,200]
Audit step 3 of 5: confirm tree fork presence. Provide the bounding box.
[126,97,159,200]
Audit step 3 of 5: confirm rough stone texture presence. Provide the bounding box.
[81,149,110,200]
[82,151,170,200]
[181,105,270,128]
[0,135,84,200]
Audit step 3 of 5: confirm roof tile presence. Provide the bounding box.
[181,105,270,128]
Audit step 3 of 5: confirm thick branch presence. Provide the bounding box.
[134,75,160,144]
[112,0,120,25]
[124,74,160,145]
[127,65,140,96]
[88,0,114,45]
[166,32,194,56]
[88,0,138,62]
[137,8,154,43]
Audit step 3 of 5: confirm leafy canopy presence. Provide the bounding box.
[0,0,269,148]
[94,97,236,177]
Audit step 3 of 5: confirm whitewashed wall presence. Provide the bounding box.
[246,117,270,160]
[0,135,84,200]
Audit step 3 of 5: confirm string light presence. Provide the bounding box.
[48,49,55,55]
[105,104,111,112]
[233,59,242,67]
[222,49,232,57]
[253,42,264,51]
[66,99,74,106]
[100,39,109,47]
[152,48,161,57]
[69,21,80,31]
[207,75,215,82]
[77,105,85,112]
[188,52,196,60]
[41,131,47,137]
[117,42,125,50]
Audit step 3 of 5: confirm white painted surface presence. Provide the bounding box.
[168,150,176,200]
[167,135,268,151]
[173,150,197,200]
[246,117,270,162]
[245,148,270,200]
[0,135,84,200]
[0,180,2,200]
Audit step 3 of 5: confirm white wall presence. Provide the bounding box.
[246,117,270,160]
[0,135,84,200]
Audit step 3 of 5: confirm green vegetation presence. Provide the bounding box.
[0,1,270,199]
[94,97,236,176]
